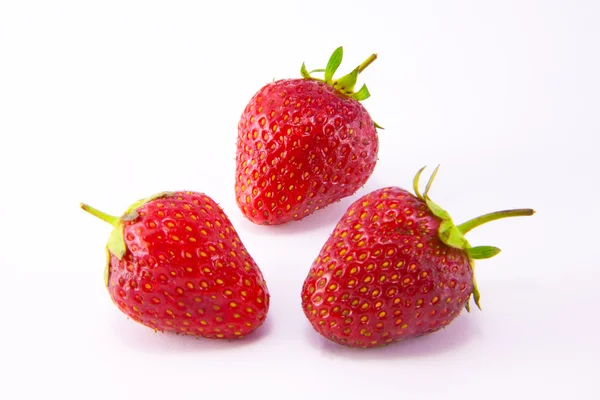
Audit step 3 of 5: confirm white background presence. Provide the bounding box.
[1,1,599,399]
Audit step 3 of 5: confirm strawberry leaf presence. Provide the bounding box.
[104,248,111,286]
[123,191,174,217]
[472,278,482,310]
[334,67,359,93]
[107,224,126,258]
[413,166,427,199]
[467,246,502,259]
[351,84,371,101]
[423,164,440,199]
[425,198,450,220]
[300,62,311,79]
[324,46,343,84]
[439,219,469,249]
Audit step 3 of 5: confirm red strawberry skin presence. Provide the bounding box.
[107,191,269,339]
[301,187,473,348]
[235,78,378,225]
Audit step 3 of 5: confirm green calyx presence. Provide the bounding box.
[301,46,380,114]
[413,166,535,310]
[80,191,175,286]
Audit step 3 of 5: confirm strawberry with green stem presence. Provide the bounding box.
[236,46,381,225]
[301,166,534,348]
[81,191,270,339]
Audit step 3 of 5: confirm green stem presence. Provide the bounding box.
[358,54,377,73]
[80,203,120,227]
[457,209,535,235]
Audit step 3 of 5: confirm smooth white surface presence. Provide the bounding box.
[1,1,599,399]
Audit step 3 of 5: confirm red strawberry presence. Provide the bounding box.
[80,191,270,339]
[236,46,381,225]
[301,167,534,348]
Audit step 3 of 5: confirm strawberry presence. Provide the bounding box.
[236,46,381,225]
[80,191,270,339]
[301,167,534,348]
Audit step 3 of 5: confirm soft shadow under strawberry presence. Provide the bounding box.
[109,312,273,354]
[303,314,478,360]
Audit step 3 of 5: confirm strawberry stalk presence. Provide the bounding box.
[357,53,377,73]
[457,209,535,234]
[80,203,119,226]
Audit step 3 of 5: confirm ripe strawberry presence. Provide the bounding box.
[236,46,381,225]
[80,191,270,339]
[301,167,534,348]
